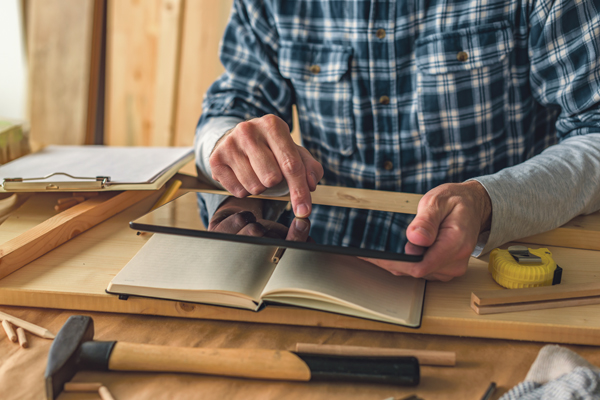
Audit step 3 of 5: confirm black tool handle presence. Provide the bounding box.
[296,354,420,386]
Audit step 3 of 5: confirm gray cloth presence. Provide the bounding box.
[500,345,600,400]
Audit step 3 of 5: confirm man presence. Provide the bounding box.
[195,0,600,281]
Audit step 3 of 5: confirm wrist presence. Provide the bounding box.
[463,180,492,234]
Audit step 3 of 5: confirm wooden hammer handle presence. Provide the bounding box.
[108,342,311,381]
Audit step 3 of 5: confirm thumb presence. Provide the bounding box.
[407,197,450,247]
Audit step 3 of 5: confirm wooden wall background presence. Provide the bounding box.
[26,0,300,165]
[26,0,234,149]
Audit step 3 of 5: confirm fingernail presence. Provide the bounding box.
[294,218,309,232]
[295,203,310,217]
[415,226,431,240]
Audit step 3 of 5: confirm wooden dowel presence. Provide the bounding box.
[2,320,17,342]
[16,327,28,348]
[64,382,103,392]
[0,310,55,339]
[295,343,456,367]
[98,386,116,400]
[54,199,79,211]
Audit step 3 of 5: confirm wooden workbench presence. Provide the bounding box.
[0,183,599,399]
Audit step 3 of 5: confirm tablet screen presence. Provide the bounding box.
[130,191,423,262]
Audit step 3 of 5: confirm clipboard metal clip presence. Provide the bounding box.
[3,173,111,191]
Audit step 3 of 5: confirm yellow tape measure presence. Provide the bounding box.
[488,246,562,289]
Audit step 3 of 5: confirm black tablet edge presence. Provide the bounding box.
[130,221,424,263]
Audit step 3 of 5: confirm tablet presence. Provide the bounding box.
[130,192,424,262]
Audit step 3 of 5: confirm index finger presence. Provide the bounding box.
[265,135,312,218]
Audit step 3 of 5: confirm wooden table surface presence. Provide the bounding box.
[1,182,599,399]
[2,304,600,400]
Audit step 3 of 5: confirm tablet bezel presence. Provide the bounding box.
[130,192,424,263]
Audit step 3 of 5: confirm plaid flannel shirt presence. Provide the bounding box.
[197,0,600,252]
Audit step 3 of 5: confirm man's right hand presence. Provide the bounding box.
[209,114,324,218]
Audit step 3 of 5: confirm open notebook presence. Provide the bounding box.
[107,234,426,328]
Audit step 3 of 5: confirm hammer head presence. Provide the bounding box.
[44,315,94,400]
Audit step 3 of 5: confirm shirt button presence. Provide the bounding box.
[309,64,321,74]
[457,51,468,62]
[376,28,386,39]
[379,95,390,105]
[383,160,394,170]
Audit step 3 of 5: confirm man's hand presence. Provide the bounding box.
[362,181,492,281]
[209,114,324,218]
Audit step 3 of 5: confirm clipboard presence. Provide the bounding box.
[0,145,194,192]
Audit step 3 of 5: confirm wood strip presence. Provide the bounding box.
[518,211,600,251]
[0,190,154,280]
[471,296,600,315]
[472,282,600,307]
[152,0,184,147]
[84,0,106,145]
[295,343,455,367]
[176,175,423,214]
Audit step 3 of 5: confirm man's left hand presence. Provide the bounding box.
[362,181,492,281]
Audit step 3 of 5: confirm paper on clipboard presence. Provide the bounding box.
[0,145,194,192]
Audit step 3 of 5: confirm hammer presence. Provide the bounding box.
[45,316,419,399]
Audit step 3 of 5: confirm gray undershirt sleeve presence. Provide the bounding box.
[471,133,600,256]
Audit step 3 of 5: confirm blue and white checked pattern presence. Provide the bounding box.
[198,0,600,251]
[500,368,600,400]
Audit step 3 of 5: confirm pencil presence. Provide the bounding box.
[2,320,17,342]
[0,310,55,339]
[149,179,182,212]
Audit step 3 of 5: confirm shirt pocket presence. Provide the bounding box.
[415,21,514,155]
[278,41,355,156]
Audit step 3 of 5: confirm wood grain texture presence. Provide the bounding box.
[0,190,154,280]
[472,282,600,306]
[295,343,456,367]
[0,189,600,345]
[152,0,184,147]
[173,0,233,147]
[472,296,600,315]
[110,342,311,381]
[105,0,161,146]
[518,211,600,251]
[27,0,95,146]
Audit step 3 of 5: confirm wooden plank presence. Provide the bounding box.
[472,282,600,307]
[0,190,154,280]
[518,211,600,251]
[472,296,600,315]
[105,0,161,146]
[27,0,95,146]
[1,189,600,346]
[173,0,233,147]
[152,0,184,147]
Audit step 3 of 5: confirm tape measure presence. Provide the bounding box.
[488,245,562,289]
